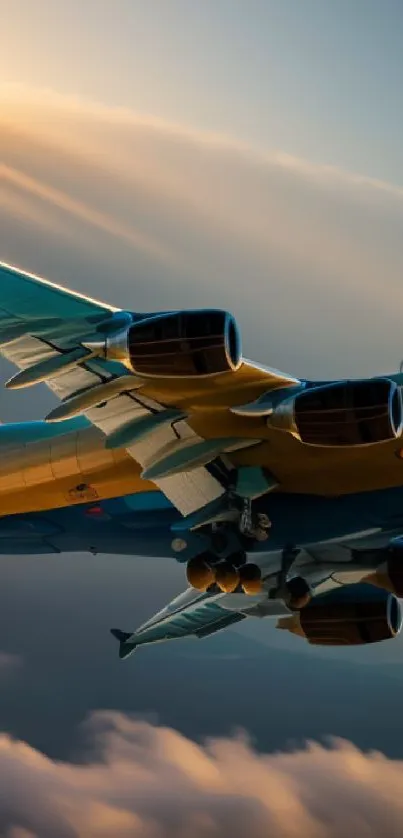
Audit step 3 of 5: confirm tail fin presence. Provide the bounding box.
[110,628,137,660]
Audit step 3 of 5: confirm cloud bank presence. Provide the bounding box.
[1,84,403,381]
[0,711,402,837]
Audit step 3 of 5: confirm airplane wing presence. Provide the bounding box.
[0,262,298,517]
[2,262,403,519]
[3,263,403,657]
[110,586,291,658]
[110,534,403,658]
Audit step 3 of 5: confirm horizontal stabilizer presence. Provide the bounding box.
[110,628,137,660]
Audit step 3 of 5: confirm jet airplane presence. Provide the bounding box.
[1,261,403,659]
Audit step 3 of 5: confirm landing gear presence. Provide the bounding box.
[184,495,311,605]
[214,558,264,595]
[240,499,271,541]
[285,576,312,610]
[186,554,216,591]
[186,549,263,595]
[184,491,315,613]
[215,561,240,593]
[278,544,301,589]
[269,544,311,609]
[239,562,263,595]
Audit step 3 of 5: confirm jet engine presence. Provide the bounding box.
[99,310,242,378]
[277,584,402,646]
[363,543,403,597]
[269,378,403,446]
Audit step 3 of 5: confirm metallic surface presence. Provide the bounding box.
[46,375,143,422]
[295,586,402,645]
[127,310,242,378]
[0,423,156,516]
[3,261,403,656]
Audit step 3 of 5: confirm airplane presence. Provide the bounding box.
[1,260,403,660]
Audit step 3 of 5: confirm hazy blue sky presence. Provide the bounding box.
[2,4,403,833]
[2,0,403,184]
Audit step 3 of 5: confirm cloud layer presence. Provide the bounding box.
[1,85,403,382]
[0,711,403,837]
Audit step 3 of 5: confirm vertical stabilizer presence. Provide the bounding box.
[110,628,137,660]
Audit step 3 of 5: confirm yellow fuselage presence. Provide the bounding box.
[1,409,403,518]
[0,424,156,516]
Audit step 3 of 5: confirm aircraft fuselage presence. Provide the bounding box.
[0,481,402,566]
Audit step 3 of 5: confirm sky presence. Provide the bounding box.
[2,0,403,185]
[1,2,403,834]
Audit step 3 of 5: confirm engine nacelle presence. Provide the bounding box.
[103,310,242,378]
[364,543,403,598]
[277,584,402,646]
[269,378,403,446]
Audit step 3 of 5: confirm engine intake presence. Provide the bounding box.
[104,310,242,378]
[269,378,403,446]
[277,584,402,646]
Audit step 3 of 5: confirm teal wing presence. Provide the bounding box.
[0,263,301,516]
[0,263,232,514]
[110,586,290,657]
[110,589,249,658]
[0,261,117,322]
[109,534,403,658]
[109,548,351,658]
[0,261,121,400]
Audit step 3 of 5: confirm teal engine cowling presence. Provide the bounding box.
[269,378,403,446]
[278,584,402,646]
[103,310,242,378]
[361,541,403,598]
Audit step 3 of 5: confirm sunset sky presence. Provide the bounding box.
[1,2,403,835]
[2,1,403,384]
[3,0,403,184]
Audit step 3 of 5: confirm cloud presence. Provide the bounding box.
[1,83,403,383]
[0,711,402,837]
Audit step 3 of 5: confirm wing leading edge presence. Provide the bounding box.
[109,583,293,658]
[0,263,298,517]
[110,589,249,658]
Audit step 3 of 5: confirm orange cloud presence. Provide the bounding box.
[1,711,403,837]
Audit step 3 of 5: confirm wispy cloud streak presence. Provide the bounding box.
[1,85,403,379]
